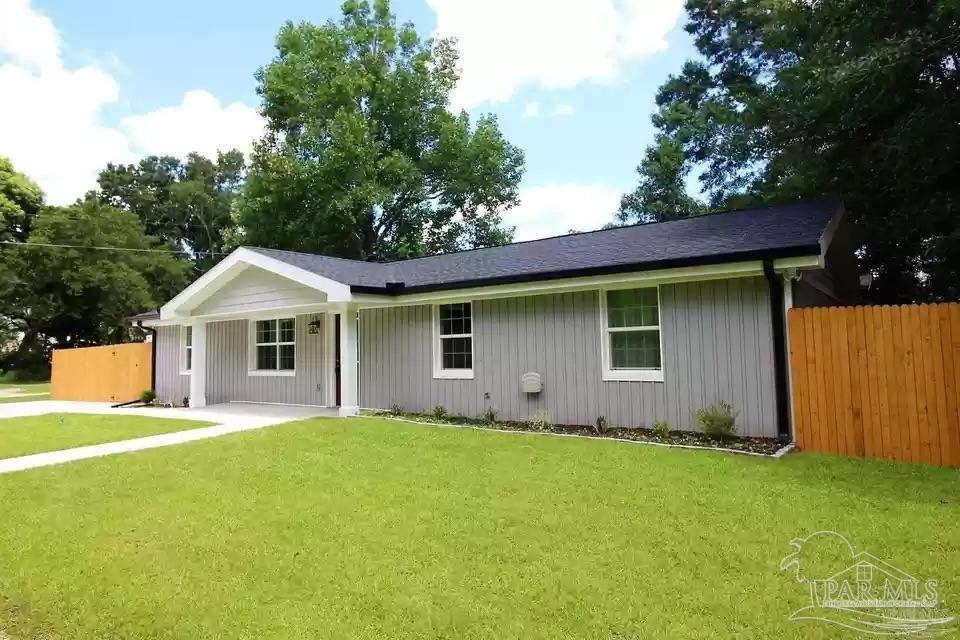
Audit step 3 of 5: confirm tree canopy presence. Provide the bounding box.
[235,0,525,261]
[96,151,245,274]
[0,171,189,376]
[1,156,44,244]
[620,0,960,302]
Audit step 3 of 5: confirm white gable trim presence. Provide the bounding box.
[160,248,353,321]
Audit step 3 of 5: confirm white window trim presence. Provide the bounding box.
[432,301,475,380]
[179,325,192,375]
[599,286,665,382]
[248,316,297,377]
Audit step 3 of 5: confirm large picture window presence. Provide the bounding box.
[434,302,474,379]
[601,287,663,381]
[251,318,296,375]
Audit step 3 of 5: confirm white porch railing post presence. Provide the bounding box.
[189,321,207,408]
[338,307,359,417]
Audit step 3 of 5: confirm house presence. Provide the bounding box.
[132,199,857,440]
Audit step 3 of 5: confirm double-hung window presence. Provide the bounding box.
[179,325,192,374]
[601,287,664,381]
[434,302,474,379]
[251,318,296,375]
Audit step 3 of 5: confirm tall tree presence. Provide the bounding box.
[621,0,960,302]
[0,155,43,243]
[0,199,189,376]
[96,150,245,273]
[236,0,525,261]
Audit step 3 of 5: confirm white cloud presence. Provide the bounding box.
[0,0,264,205]
[504,183,622,241]
[0,0,59,71]
[428,0,685,109]
[522,101,540,118]
[122,90,264,159]
[553,103,575,117]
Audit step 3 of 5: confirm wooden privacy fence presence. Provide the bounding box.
[51,343,152,403]
[788,304,960,467]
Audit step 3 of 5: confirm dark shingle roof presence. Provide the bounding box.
[129,309,160,322]
[246,199,840,294]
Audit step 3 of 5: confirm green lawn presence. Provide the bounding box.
[0,418,957,639]
[0,414,213,459]
[0,394,50,404]
[0,380,50,393]
[0,381,52,403]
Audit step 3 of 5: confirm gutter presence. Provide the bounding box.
[762,260,791,442]
[136,320,157,392]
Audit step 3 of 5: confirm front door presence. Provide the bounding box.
[334,314,341,407]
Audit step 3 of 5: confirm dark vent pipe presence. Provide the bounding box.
[762,260,791,442]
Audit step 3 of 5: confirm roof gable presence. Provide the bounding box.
[192,265,328,316]
[159,248,352,321]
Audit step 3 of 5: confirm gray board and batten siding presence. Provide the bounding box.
[359,276,777,437]
[154,313,330,407]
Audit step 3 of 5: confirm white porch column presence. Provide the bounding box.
[189,321,207,408]
[338,307,359,417]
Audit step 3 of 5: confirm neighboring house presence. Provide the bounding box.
[133,199,857,440]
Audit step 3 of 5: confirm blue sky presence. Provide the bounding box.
[1,0,698,240]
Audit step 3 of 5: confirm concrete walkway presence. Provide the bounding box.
[0,401,336,474]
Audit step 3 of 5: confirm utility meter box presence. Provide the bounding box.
[521,372,543,394]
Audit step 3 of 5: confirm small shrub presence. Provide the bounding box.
[529,410,551,431]
[431,404,448,421]
[389,403,404,417]
[594,415,608,435]
[479,406,498,424]
[696,401,738,439]
[651,420,670,439]
[140,389,157,405]
[182,397,189,408]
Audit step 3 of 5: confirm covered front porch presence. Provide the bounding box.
[149,248,362,416]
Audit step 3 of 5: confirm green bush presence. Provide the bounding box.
[651,420,670,438]
[529,411,550,431]
[695,402,738,439]
[389,403,404,417]
[479,407,498,424]
[594,416,608,435]
[139,389,157,405]
[431,404,448,421]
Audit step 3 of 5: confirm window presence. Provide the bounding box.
[179,325,192,374]
[601,287,664,381]
[434,302,474,379]
[250,318,296,375]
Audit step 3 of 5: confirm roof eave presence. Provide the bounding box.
[350,245,823,296]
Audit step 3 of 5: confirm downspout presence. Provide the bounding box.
[762,260,791,443]
[136,320,157,392]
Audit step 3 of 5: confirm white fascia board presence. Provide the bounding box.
[131,318,178,328]
[160,248,353,321]
[354,255,823,309]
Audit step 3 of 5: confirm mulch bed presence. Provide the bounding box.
[370,412,783,455]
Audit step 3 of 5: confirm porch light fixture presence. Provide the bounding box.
[308,316,323,334]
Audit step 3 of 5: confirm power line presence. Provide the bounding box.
[0,241,230,255]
